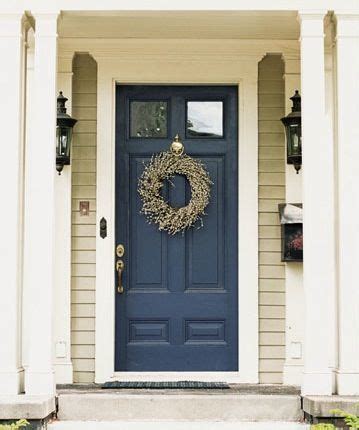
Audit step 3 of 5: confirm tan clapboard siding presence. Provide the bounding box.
[259,173,285,186]
[73,372,96,383]
[72,237,96,251]
[72,223,96,237]
[71,53,97,383]
[71,317,95,331]
[72,345,96,359]
[72,250,96,264]
[259,279,285,292]
[72,290,96,304]
[72,173,96,186]
[72,159,96,173]
[260,332,285,346]
[259,199,285,213]
[258,54,285,384]
[72,359,96,372]
[72,331,96,345]
[259,318,285,332]
[259,226,281,239]
[259,372,284,384]
[259,359,285,373]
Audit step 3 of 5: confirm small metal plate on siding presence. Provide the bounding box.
[79,201,90,216]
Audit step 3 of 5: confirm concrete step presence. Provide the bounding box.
[50,421,309,430]
[57,391,302,422]
[0,394,55,420]
[303,395,359,425]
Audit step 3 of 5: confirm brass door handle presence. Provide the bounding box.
[116,260,125,294]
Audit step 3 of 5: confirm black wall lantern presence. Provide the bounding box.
[56,91,77,174]
[281,90,302,173]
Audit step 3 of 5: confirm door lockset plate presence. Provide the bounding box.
[116,244,125,258]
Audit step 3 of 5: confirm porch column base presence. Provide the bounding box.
[0,369,24,395]
[337,372,359,395]
[0,395,56,421]
[54,363,73,384]
[25,371,55,396]
[301,371,333,395]
[283,363,303,386]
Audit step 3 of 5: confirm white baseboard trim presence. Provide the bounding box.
[25,370,56,395]
[54,362,73,384]
[301,371,334,395]
[0,368,24,395]
[337,371,359,395]
[283,363,303,386]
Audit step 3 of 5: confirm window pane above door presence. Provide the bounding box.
[130,101,167,138]
[187,101,223,138]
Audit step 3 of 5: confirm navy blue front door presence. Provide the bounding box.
[115,85,238,371]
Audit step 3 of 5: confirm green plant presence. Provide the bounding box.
[0,419,29,430]
[311,424,335,430]
[331,409,359,429]
[310,408,359,429]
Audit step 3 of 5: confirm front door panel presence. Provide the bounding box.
[115,86,238,371]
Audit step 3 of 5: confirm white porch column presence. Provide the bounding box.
[0,13,25,395]
[24,12,59,395]
[335,12,359,395]
[22,27,34,373]
[299,11,336,395]
[281,53,304,386]
[54,53,74,383]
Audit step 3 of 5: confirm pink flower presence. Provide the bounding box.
[289,234,303,250]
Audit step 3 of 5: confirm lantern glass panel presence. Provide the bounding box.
[56,125,72,159]
[287,124,301,157]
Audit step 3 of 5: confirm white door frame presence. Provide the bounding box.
[56,38,297,384]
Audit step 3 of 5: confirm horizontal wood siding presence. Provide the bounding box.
[71,53,97,383]
[258,54,285,384]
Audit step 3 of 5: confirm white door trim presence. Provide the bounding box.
[86,40,270,383]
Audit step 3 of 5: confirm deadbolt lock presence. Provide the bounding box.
[116,244,125,258]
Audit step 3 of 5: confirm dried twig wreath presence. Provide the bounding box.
[138,136,212,235]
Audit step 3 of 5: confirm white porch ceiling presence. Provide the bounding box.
[58,11,300,40]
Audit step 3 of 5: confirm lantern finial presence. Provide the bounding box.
[57,91,69,114]
[290,90,301,113]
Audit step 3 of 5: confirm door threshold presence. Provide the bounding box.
[110,372,241,383]
[103,381,230,389]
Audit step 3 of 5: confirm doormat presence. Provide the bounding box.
[102,381,230,389]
